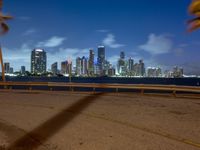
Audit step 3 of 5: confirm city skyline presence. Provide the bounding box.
[1,0,200,75]
[3,46,185,78]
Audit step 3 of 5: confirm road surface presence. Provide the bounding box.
[0,90,200,150]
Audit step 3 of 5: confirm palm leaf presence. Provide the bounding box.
[0,22,9,35]
[189,0,200,15]
[0,0,2,11]
[3,15,13,20]
[188,0,200,31]
[188,18,200,32]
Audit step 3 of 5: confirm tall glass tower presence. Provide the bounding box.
[88,49,94,76]
[31,49,47,74]
[97,46,105,76]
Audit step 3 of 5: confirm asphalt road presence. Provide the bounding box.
[0,90,200,150]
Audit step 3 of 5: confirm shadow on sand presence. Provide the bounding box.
[7,92,104,150]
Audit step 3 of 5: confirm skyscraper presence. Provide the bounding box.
[76,57,81,76]
[128,57,134,72]
[97,46,105,76]
[81,56,88,75]
[120,51,125,59]
[147,67,162,77]
[117,51,126,75]
[21,66,26,74]
[31,49,46,74]
[61,61,67,74]
[88,49,94,76]
[138,59,145,76]
[51,62,58,75]
[61,60,72,75]
[4,62,10,73]
[173,66,183,78]
[9,67,13,74]
[108,67,116,77]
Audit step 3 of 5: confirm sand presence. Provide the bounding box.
[0,90,200,150]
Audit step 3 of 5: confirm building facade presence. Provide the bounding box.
[21,66,26,74]
[76,57,82,76]
[61,60,72,75]
[97,46,105,76]
[88,49,94,76]
[31,49,47,74]
[117,51,126,75]
[147,67,162,77]
[81,56,88,76]
[4,62,10,73]
[51,62,58,75]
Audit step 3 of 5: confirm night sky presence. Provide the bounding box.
[1,0,200,75]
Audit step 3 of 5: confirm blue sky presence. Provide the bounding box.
[1,0,200,75]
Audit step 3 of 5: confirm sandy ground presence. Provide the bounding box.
[0,90,200,150]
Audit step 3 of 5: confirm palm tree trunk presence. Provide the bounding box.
[0,47,5,81]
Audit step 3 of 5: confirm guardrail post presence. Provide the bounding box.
[173,90,176,97]
[29,86,32,91]
[141,89,144,95]
[50,87,53,91]
[116,88,118,93]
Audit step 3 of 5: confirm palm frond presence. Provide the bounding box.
[0,0,3,11]
[188,0,200,32]
[0,22,9,35]
[188,18,200,32]
[189,0,200,15]
[3,15,13,20]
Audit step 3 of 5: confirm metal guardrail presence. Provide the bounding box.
[0,81,200,96]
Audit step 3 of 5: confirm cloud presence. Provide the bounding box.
[37,36,66,48]
[139,34,173,55]
[23,29,36,36]
[96,29,109,33]
[103,34,125,48]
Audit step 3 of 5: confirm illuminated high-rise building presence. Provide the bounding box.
[81,56,88,75]
[138,59,145,76]
[97,46,105,76]
[4,62,10,73]
[120,51,125,59]
[173,66,183,78]
[128,57,134,72]
[147,67,162,77]
[61,60,72,75]
[88,49,94,76]
[21,66,26,74]
[76,57,81,76]
[31,49,46,74]
[51,62,58,75]
[61,61,67,74]
[117,51,126,75]
[9,67,13,74]
[108,67,116,76]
